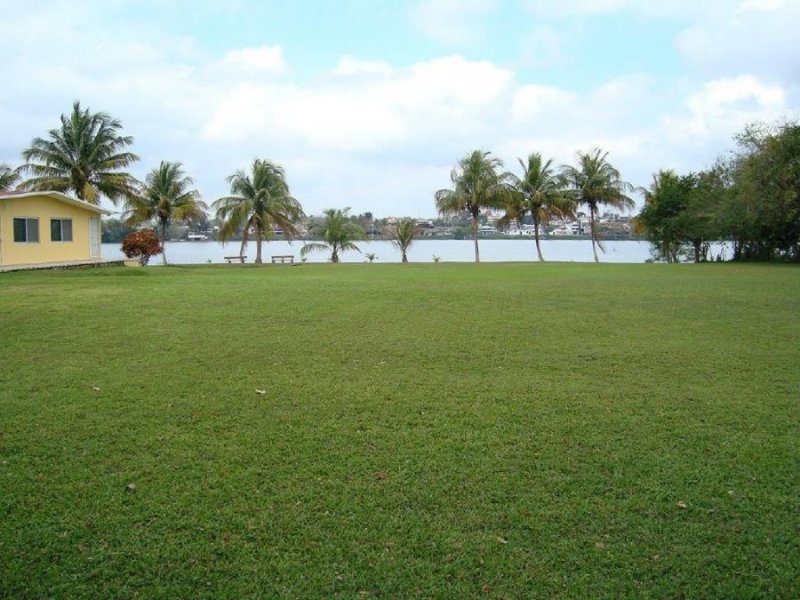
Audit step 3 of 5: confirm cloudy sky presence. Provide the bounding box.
[1,0,797,217]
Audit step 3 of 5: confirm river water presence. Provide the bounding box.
[102,239,730,264]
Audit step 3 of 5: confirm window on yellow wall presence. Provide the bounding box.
[13,218,39,243]
[51,219,73,242]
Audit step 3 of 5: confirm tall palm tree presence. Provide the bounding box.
[502,153,575,261]
[214,159,305,264]
[561,148,634,262]
[0,164,20,191]
[435,150,510,263]
[301,208,366,263]
[124,161,206,265]
[386,219,418,263]
[19,101,139,204]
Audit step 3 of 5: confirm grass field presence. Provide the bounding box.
[1,263,798,598]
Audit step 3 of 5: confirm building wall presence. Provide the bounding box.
[0,195,101,266]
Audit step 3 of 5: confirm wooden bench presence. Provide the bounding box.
[224,255,246,264]
[271,255,294,264]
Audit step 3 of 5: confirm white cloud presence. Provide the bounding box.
[512,85,578,122]
[687,76,785,116]
[668,75,787,136]
[735,0,786,13]
[287,156,449,217]
[333,56,393,77]
[523,0,798,90]
[663,75,787,140]
[511,75,652,130]
[214,46,288,74]
[204,55,514,152]
[502,75,660,193]
[409,0,498,45]
[675,4,800,82]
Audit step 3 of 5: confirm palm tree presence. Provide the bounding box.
[0,164,20,191]
[561,148,634,262]
[386,219,418,263]
[18,101,139,204]
[213,159,305,264]
[124,161,206,265]
[301,208,366,263]
[435,150,510,263]
[502,153,575,261]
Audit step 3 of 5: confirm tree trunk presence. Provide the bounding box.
[533,216,544,262]
[239,225,249,259]
[693,239,702,263]
[332,245,339,263]
[402,251,408,263]
[255,228,263,264]
[472,215,480,263]
[161,220,168,265]
[589,204,599,263]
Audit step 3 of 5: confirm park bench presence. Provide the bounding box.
[224,255,246,264]
[271,255,295,264]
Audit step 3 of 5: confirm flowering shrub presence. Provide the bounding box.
[121,229,163,266]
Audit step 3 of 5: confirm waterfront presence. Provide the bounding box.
[102,239,702,264]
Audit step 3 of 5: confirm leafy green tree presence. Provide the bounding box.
[301,208,366,263]
[435,150,510,263]
[730,122,800,260]
[502,153,574,261]
[214,159,305,264]
[124,161,206,265]
[386,219,418,263]
[561,148,635,262]
[638,120,799,263]
[0,164,20,191]
[19,101,139,204]
[637,164,732,262]
[636,170,693,263]
[683,169,726,262]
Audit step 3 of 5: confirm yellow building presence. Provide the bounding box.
[0,191,111,269]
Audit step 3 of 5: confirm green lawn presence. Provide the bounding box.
[1,263,798,598]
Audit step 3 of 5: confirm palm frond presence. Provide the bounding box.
[300,242,331,256]
[0,164,21,191]
[436,150,511,218]
[215,159,306,248]
[387,219,419,253]
[338,242,362,254]
[19,101,139,204]
[125,160,204,230]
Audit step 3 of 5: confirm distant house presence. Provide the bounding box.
[0,191,110,269]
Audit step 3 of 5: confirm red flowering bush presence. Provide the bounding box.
[121,229,163,266]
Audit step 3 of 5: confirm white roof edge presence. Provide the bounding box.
[0,191,112,215]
